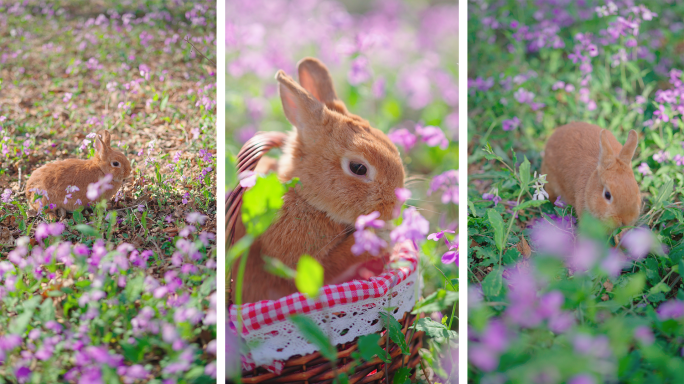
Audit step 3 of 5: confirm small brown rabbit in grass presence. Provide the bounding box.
[541,122,641,229]
[26,129,132,214]
[234,57,406,303]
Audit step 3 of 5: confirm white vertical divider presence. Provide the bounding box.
[458,0,469,383]
[216,0,226,382]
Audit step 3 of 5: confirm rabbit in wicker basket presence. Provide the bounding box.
[233,58,406,303]
[26,129,132,214]
[541,122,641,229]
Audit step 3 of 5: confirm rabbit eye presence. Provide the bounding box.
[112,161,120,167]
[349,162,367,176]
[603,188,612,202]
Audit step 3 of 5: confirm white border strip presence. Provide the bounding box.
[458,0,468,383]
[216,0,226,382]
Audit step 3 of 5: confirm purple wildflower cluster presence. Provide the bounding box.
[388,123,449,151]
[429,170,459,205]
[0,212,216,382]
[228,0,459,143]
[351,211,387,257]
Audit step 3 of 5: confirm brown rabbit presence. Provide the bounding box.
[541,122,641,229]
[233,57,405,303]
[26,129,132,213]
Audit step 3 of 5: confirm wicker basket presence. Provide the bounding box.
[226,132,424,383]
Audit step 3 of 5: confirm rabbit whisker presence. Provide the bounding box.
[312,225,355,258]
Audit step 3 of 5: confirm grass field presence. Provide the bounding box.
[468,1,684,383]
[0,1,217,382]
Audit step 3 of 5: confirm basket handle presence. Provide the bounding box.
[226,131,288,246]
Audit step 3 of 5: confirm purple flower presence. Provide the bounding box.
[554,196,566,208]
[657,299,684,320]
[390,207,429,247]
[637,162,651,175]
[238,170,257,188]
[502,117,520,131]
[351,229,387,256]
[480,319,508,353]
[548,311,575,333]
[48,223,65,236]
[674,154,684,166]
[1,188,12,203]
[348,56,371,85]
[429,170,459,204]
[483,193,502,207]
[568,239,600,272]
[395,188,411,204]
[427,229,455,245]
[441,236,459,264]
[469,344,498,371]
[0,334,22,351]
[15,366,31,383]
[634,326,654,345]
[654,104,669,122]
[355,211,384,231]
[416,125,449,150]
[621,227,653,260]
[514,88,535,104]
[568,374,596,384]
[35,223,51,242]
[86,174,113,200]
[388,128,417,152]
[600,248,627,277]
[536,291,564,319]
[371,77,385,99]
[653,150,670,163]
[187,212,208,225]
[529,215,575,257]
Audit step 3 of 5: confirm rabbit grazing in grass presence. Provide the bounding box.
[26,129,132,214]
[234,57,406,303]
[541,122,641,229]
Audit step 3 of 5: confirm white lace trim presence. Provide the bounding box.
[244,269,419,367]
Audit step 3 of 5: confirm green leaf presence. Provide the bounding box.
[241,173,285,237]
[513,199,547,211]
[39,298,55,323]
[481,265,504,297]
[289,314,337,362]
[412,289,458,314]
[614,272,646,305]
[124,273,145,303]
[652,178,674,210]
[295,255,324,298]
[357,334,390,363]
[120,338,150,363]
[9,296,41,334]
[392,367,412,384]
[519,156,531,189]
[74,224,99,237]
[487,209,505,251]
[227,234,254,266]
[263,256,297,280]
[379,311,409,355]
[413,317,455,343]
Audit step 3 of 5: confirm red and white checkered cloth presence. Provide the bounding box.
[229,242,418,335]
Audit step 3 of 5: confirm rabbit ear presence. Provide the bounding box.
[598,129,615,168]
[297,57,339,105]
[98,130,111,147]
[94,136,108,157]
[619,130,638,163]
[276,69,324,129]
